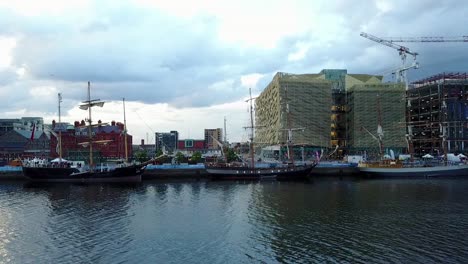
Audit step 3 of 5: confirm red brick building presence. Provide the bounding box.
[50,120,132,160]
[177,139,205,153]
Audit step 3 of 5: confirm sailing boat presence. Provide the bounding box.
[205,88,316,180]
[358,94,468,178]
[22,82,145,182]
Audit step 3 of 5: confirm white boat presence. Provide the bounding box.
[358,159,468,178]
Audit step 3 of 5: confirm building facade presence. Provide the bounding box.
[255,70,406,158]
[0,117,44,136]
[49,120,133,161]
[255,72,332,149]
[0,129,49,160]
[347,83,407,157]
[204,128,223,149]
[155,131,179,154]
[408,72,468,156]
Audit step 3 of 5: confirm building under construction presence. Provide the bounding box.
[255,73,331,148]
[254,72,332,149]
[255,69,402,158]
[408,72,468,156]
[347,83,407,158]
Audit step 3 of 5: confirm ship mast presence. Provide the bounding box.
[123,98,128,163]
[247,88,255,168]
[376,94,384,158]
[79,81,105,171]
[286,102,294,164]
[283,85,304,166]
[441,87,448,165]
[87,82,93,170]
[58,93,63,164]
[406,93,415,163]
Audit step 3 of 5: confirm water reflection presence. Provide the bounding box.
[19,183,141,263]
[246,180,468,263]
[0,180,467,263]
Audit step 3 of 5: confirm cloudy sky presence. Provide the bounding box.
[0,0,467,144]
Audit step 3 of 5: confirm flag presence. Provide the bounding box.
[30,123,36,141]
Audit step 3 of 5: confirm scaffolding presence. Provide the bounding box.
[408,72,468,156]
[255,72,332,148]
[347,83,407,157]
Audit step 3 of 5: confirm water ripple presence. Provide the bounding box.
[1,180,468,263]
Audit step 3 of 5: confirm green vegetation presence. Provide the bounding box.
[175,152,185,164]
[226,148,239,163]
[191,151,202,163]
[134,149,148,163]
[155,149,163,157]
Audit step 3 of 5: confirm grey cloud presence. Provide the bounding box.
[1,0,468,112]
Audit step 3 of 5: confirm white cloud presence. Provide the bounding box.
[241,74,264,88]
[0,0,89,16]
[0,37,16,68]
[0,0,467,143]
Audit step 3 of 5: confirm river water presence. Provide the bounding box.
[1,179,468,263]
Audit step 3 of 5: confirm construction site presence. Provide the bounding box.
[408,72,468,156]
[254,70,405,159]
[253,33,468,159]
[254,72,332,149]
[347,83,407,158]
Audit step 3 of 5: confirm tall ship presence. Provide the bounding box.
[358,160,468,178]
[205,88,316,181]
[22,82,145,182]
[357,94,468,178]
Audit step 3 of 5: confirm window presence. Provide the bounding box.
[185,140,193,148]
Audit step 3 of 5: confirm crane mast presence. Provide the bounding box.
[384,36,468,43]
[360,32,419,89]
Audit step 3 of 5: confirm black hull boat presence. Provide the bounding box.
[205,163,316,181]
[22,165,144,183]
[21,83,145,183]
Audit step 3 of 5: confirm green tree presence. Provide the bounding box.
[134,149,148,163]
[191,151,202,163]
[226,148,239,163]
[175,152,185,164]
[156,149,163,157]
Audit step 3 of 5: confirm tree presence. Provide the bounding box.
[175,152,185,164]
[191,151,202,164]
[134,149,148,163]
[226,148,239,163]
[156,149,163,157]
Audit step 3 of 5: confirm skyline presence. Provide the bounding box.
[1,0,467,143]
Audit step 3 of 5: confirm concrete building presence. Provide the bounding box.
[155,131,179,154]
[408,72,468,156]
[204,128,223,149]
[0,129,49,160]
[0,117,44,136]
